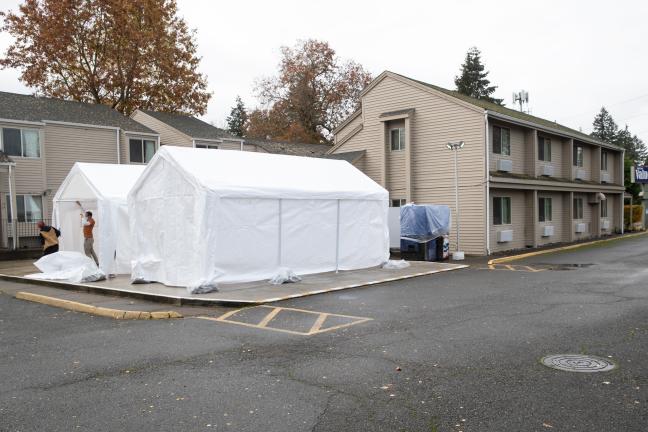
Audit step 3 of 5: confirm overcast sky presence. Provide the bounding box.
[1,0,647,141]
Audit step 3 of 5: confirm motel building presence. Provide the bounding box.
[329,71,625,256]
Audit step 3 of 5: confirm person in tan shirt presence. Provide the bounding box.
[37,221,60,256]
[82,210,99,266]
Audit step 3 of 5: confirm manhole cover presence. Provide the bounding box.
[541,354,616,373]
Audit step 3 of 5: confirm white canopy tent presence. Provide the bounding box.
[53,163,146,275]
[128,146,389,288]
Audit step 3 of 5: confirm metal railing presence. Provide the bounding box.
[3,218,53,249]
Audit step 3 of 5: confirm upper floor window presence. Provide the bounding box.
[493,196,511,225]
[573,145,584,167]
[538,137,552,162]
[493,126,511,156]
[391,198,407,207]
[390,128,405,151]
[6,194,43,222]
[1,127,40,158]
[601,151,608,171]
[129,138,156,163]
[195,143,219,150]
[573,197,584,219]
[538,197,552,222]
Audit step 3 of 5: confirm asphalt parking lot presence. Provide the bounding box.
[1,235,647,431]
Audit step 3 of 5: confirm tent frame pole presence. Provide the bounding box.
[335,199,340,273]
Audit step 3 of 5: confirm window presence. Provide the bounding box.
[601,199,608,218]
[391,198,407,207]
[538,197,552,222]
[493,196,511,225]
[573,197,584,220]
[538,137,552,162]
[390,128,405,151]
[195,143,219,150]
[493,126,511,156]
[573,145,584,167]
[601,151,608,171]
[129,138,156,163]
[1,128,40,157]
[5,194,43,222]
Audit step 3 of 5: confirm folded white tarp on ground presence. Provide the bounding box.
[53,163,146,275]
[128,146,390,288]
[26,251,105,283]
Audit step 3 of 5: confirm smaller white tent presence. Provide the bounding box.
[53,163,146,275]
[128,146,390,288]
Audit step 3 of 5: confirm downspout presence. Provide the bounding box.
[621,149,625,234]
[116,129,121,164]
[192,139,195,148]
[8,164,17,250]
[484,111,491,255]
[240,139,244,151]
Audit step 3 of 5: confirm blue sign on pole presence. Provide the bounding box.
[636,166,648,184]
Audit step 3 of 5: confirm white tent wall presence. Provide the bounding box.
[129,147,390,288]
[53,163,145,275]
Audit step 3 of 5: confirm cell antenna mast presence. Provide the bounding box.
[512,90,529,113]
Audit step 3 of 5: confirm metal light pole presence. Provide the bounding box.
[446,141,465,260]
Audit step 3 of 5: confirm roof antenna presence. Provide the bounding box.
[512,90,529,113]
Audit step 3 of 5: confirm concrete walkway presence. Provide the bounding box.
[0,259,467,305]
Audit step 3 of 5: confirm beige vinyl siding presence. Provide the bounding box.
[489,189,526,252]
[489,123,526,175]
[537,192,564,246]
[601,150,617,184]
[130,111,192,148]
[335,114,363,144]
[535,135,564,179]
[572,192,592,240]
[333,75,486,254]
[44,124,117,216]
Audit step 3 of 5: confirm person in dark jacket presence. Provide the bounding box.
[37,221,61,256]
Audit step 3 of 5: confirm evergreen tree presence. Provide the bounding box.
[226,96,248,137]
[454,47,504,105]
[591,107,619,144]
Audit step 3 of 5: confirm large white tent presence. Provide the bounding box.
[53,163,146,275]
[128,146,389,288]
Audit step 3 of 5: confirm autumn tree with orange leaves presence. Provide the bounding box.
[1,0,210,115]
[247,39,372,144]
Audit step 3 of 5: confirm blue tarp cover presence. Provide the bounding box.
[400,204,451,241]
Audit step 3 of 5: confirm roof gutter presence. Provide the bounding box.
[42,120,119,130]
[485,110,621,152]
[0,118,45,126]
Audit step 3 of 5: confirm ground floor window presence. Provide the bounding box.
[391,198,406,207]
[129,138,156,163]
[538,197,552,222]
[573,197,584,219]
[6,194,43,222]
[493,196,511,225]
[600,199,608,218]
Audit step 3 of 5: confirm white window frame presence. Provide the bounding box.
[6,193,43,222]
[601,151,608,171]
[1,127,41,159]
[195,143,219,150]
[128,137,158,164]
[573,145,584,167]
[573,197,584,220]
[390,198,407,207]
[538,137,552,162]
[390,127,405,151]
[493,126,511,156]
[538,197,552,222]
[600,199,608,218]
[493,196,512,225]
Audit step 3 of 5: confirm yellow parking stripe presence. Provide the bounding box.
[257,307,282,328]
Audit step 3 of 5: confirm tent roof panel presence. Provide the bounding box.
[56,163,146,201]
[147,146,387,200]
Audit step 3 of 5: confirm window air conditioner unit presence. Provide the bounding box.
[497,230,513,243]
[575,169,585,180]
[601,172,610,183]
[542,225,554,237]
[601,220,610,230]
[575,223,587,233]
[497,159,513,172]
[542,165,554,177]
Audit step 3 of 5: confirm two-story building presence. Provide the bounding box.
[0,91,160,249]
[330,71,625,255]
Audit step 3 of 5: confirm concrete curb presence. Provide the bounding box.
[488,231,648,265]
[14,291,183,320]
